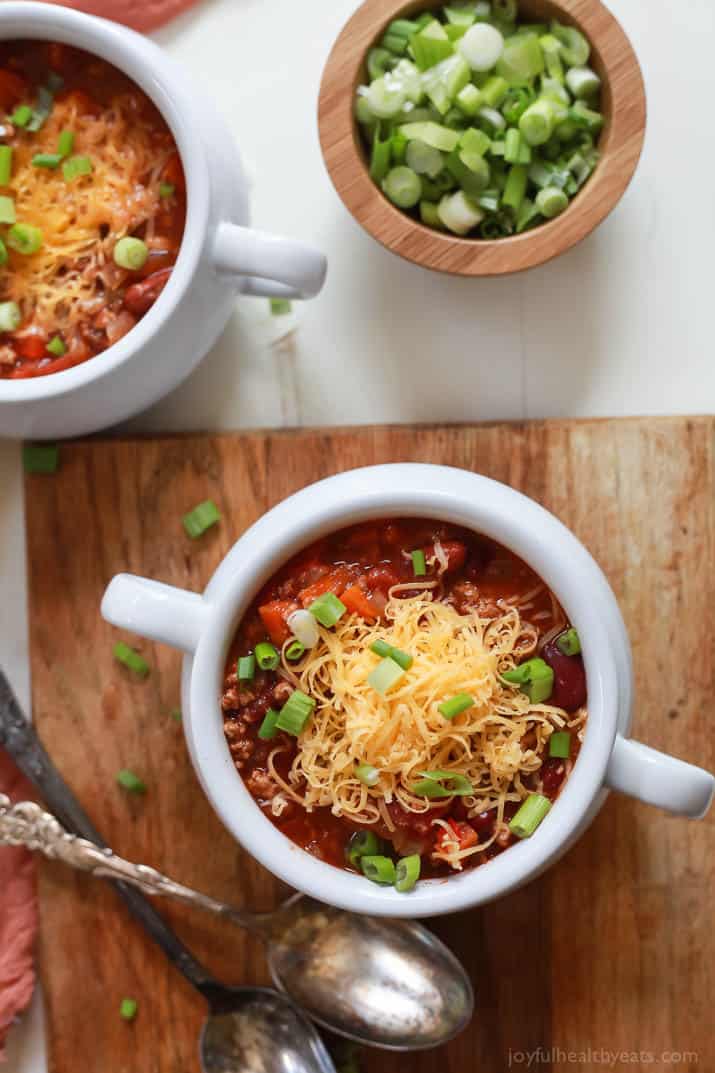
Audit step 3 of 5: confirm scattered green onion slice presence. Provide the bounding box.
[346,830,381,869]
[0,300,21,332]
[276,690,315,736]
[395,854,421,892]
[10,104,32,128]
[356,763,380,787]
[0,195,15,224]
[57,129,75,157]
[22,443,59,474]
[255,641,280,670]
[258,708,281,741]
[0,238,7,266]
[501,657,554,703]
[411,770,473,798]
[549,731,571,759]
[114,236,149,271]
[182,499,220,539]
[7,223,42,255]
[438,693,474,720]
[509,793,551,838]
[0,146,12,185]
[367,656,406,695]
[369,640,413,669]
[120,998,138,1022]
[116,769,147,794]
[361,854,397,885]
[370,639,392,659]
[269,298,292,316]
[237,654,255,681]
[285,640,306,662]
[113,641,150,678]
[62,155,93,181]
[308,592,347,628]
[411,549,427,576]
[382,165,422,209]
[159,181,175,198]
[32,152,63,169]
[46,336,66,357]
[556,627,581,656]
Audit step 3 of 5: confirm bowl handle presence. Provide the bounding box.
[605,735,714,819]
[212,222,327,300]
[101,574,208,655]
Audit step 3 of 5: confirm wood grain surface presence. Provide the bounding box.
[25,417,713,1073]
[318,0,646,276]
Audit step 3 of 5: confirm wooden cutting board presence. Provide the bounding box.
[25,417,714,1073]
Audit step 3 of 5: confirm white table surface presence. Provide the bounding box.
[3,0,714,1066]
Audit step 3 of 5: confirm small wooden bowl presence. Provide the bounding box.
[318,0,646,276]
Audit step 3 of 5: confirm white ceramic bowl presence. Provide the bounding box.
[102,465,715,918]
[0,3,327,440]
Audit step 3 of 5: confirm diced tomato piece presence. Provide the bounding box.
[258,600,296,646]
[298,567,351,607]
[436,819,479,854]
[341,585,380,621]
[14,333,48,361]
[426,540,467,572]
[364,564,401,597]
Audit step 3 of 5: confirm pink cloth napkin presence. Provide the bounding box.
[0,753,38,1061]
[39,0,201,33]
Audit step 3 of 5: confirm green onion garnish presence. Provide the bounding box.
[57,130,75,158]
[269,298,292,316]
[114,236,149,271]
[258,708,281,741]
[0,239,8,266]
[47,336,66,357]
[0,146,13,185]
[308,592,347,628]
[411,549,427,576]
[0,300,21,333]
[438,693,474,720]
[361,855,397,885]
[237,655,255,681]
[411,769,473,798]
[0,195,15,224]
[369,640,413,670]
[556,627,581,656]
[120,997,138,1022]
[7,223,43,255]
[27,87,53,132]
[182,499,220,539]
[11,104,32,128]
[22,443,59,474]
[276,690,315,736]
[62,155,93,181]
[355,763,380,787]
[509,793,551,838]
[395,854,421,892]
[159,181,175,198]
[346,830,381,869]
[255,641,280,671]
[367,656,406,695]
[32,152,63,170]
[116,769,147,794]
[501,657,554,704]
[113,641,150,678]
[285,640,306,662]
[549,731,571,759]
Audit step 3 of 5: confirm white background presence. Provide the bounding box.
[3,0,715,1066]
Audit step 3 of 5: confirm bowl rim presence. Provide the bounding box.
[182,463,627,918]
[0,2,210,402]
[317,0,647,277]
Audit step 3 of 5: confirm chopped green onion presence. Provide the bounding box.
[395,854,421,892]
[346,830,381,868]
[0,300,21,332]
[368,656,406,695]
[285,640,306,662]
[568,100,603,132]
[32,152,63,169]
[367,46,395,81]
[481,75,509,108]
[114,236,149,271]
[369,640,413,669]
[382,165,422,208]
[370,126,392,182]
[27,87,53,132]
[0,195,15,224]
[116,769,147,794]
[370,639,392,659]
[258,708,281,741]
[366,76,407,119]
[0,146,12,185]
[356,763,380,787]
[550,21,590,66]
[519,98,555,146]
[458,23,504,72]
[502,163,528,210]
[420,199,443,227]
[120,997,138,1022]
[496,33,544,82]
[411,769,473,798]
[411,24,454,71]
[411,549,427,576]
[276,690,315,736]
[565,66,600,100]
[62,155,93,181]
[405,139,444,179]
[509,793,551,838]
[269,298,292,316]
[308,592,347,628]
[0,238,7,266]
[361,854,397,885]
[113,641,150,678]
[438,189,484,235]
[549,731,571,759]
[501,657,554,703]
[22,443,59,474]
[46,336,66,357]
[159,181,175,198]
[516,196,540,233]
[391,131,408,164]
[438,693,474,720]
[255,641,280,670]
[7,223,42,255]
[556,627,581,656]
[399,121,460,152]
[456,83,483,116]
[237,655,255,681]
[535,184,568,218]
[10,104,32,128]
[182,499,220,539]
[57,130,75,157]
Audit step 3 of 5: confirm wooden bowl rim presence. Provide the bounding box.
[318,0,647,276]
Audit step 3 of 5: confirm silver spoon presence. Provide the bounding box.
[0,670,473,1051]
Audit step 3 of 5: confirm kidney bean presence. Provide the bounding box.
[541,758,567,799]
[123,267,172,316]
[542,638,587,712]
[425,539,467,572]
[470,808,497,836]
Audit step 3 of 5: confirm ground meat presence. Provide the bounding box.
[450,581,501,618]
[246,769,280,800]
